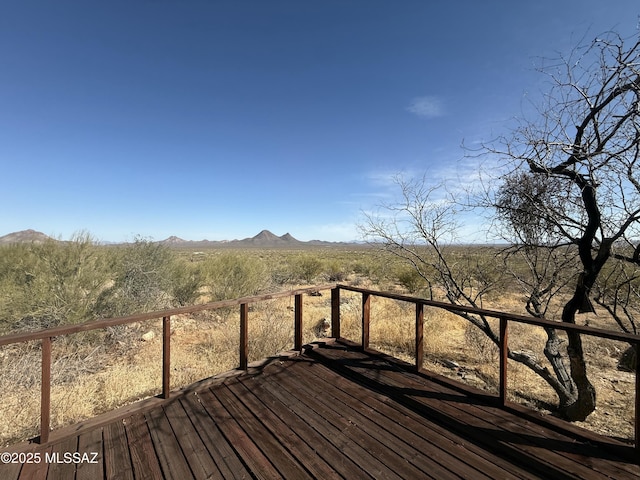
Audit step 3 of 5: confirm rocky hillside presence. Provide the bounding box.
[0,229,51,244]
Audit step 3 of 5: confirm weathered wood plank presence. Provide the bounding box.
[103,421,134,480]
[225,377,342,479]
[257,364,406,480]
[179,392,251,479]
[297,355,531,479]
[310,344,579,479]
[145,406,194,479]
[283,357,499,480]
[16,446,51,480]
[46,436,78,480]
[236,372,369,479]
[0,459,22,480]
[267,358,453,480]
[213,384,314,479]
[76,428,104,480]
[310,341,640,479]
[197,388,283,479]
[123,413,164,480]
[163,399,221,479]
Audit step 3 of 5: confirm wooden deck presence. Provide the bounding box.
[2,338,639,479]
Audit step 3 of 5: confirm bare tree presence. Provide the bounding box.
[487,32,640,420]
[362,32,640,422]
[360,175,595,420]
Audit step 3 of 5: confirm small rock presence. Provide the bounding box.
[141,331,155,342]
[442,359,460,370]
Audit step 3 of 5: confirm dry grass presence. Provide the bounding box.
[0,282,636,447]
[0,289,336,446]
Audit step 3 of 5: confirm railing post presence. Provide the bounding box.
[331,287,341,339]
[162,316,171,399]
[499,316,508,407]
[415,303,424,372]
[294,294,303,351]
[240,303,248,370]
[40,336,51,444]
[635,340,640,458]
[362,292,370,350]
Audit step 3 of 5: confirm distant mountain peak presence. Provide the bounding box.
[253,230,279,240]
[0,229,52,244]
[280,232,299,242]
[161,235,187,244]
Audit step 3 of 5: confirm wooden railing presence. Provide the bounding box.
[1,282,639,455]
[0,284,335,444]
[333,284,640,457]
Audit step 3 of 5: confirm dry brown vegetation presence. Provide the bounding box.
[0,245,636,447]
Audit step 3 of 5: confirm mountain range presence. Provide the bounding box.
[0,229,356,248]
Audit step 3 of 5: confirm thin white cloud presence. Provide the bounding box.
[406,96,445,118]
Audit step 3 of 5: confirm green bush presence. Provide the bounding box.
[292,254,323,283]
[394,266,425,293]
[203,253,270,301]
[169,261,203,306]
[323,259,348,282]
[94,238,176,317]
[0,233,110,332]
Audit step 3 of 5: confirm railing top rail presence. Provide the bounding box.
[337,284,640,344]
[0,284,336,347]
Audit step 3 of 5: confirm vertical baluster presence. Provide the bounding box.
[499,316,508,407]
[635,340,640,457]
[162,316,171,399]
[240,303,248,370]
[362,292,370,350]
[40,336,51,444]
[415,303,424,372]
[331,287,341,339]
[294,294,303,351]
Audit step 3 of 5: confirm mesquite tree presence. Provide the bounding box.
[362,32,640,421]
[491,32,640,420]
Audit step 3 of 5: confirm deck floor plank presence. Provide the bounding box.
[16,446,51,480]
[257,362,416,480]
[255,366,401,479]
[310,341,639,479]
[123,413,164,480]
[267,359,463,480]
[296,353,534,479]
[145,405,195,479]
[315,345,581,479]
[0,459,22,480]
[196,388,284,479]
[2,340,639,479]
[224,377,343,479]
[213,383,315,479]
[75,427,104,480]
[284,355,516,479]
[46,435,78,480]
[103,421,134,480]
[309,343,594,478]
[163,399,221,479]
[178,393,252,480]
[236,371,372,479]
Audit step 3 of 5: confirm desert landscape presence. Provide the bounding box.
[0,230,635,447]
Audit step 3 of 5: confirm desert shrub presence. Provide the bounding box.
[292,254,323,283]
[0,233,110,332]
[394,266,425,293]
[203,253,270,301]
[169,261,204,306]
[323,259,348,282]
[94,238,176,317]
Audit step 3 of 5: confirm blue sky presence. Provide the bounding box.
[1,1,638,242]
